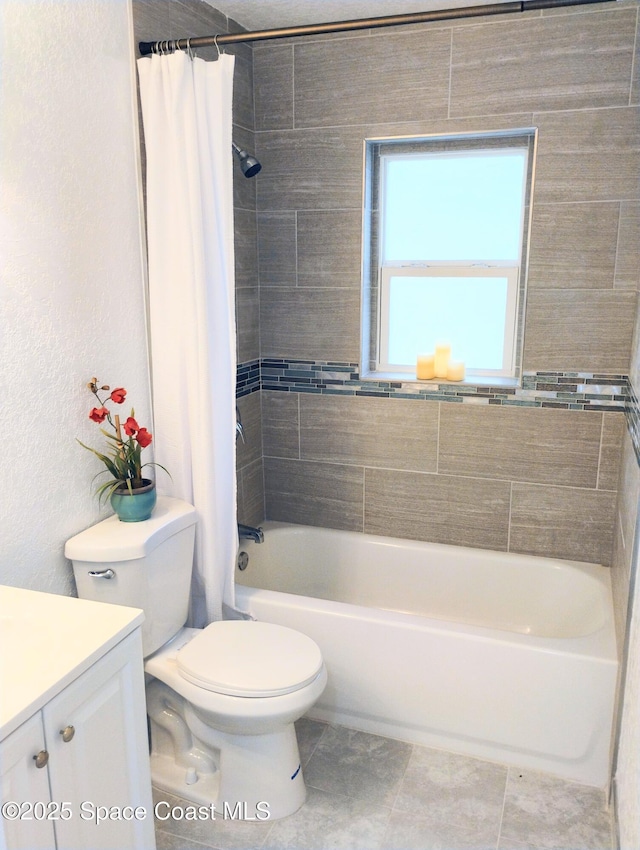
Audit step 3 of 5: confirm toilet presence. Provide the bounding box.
[65,496,327,820]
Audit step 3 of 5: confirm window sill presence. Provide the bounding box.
[361,370,521,390]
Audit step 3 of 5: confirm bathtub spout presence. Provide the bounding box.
[238,523,264,543]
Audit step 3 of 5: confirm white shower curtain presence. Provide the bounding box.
[137,50,238,625]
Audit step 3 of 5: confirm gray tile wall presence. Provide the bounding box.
[262,392,623,563]
[255,2,639,374]
[253,1,639,564]
[133,1,639,567]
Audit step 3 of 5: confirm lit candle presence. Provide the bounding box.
[446,361,465,382]
[416,354,435,380]
[434,343,451,378]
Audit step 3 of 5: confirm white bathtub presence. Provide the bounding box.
[235,522,618,788]
[236,522,618,787]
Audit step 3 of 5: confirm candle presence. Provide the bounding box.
[446,361,465,382]
[434,343,451,378]
[416,354,435,380]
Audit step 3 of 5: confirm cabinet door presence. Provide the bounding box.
[43,631,155,850]
[0,713,56,850]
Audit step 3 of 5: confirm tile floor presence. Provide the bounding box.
[154,718,616,850]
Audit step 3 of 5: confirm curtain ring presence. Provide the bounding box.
[186,38,195,60]
[213,34,221,58]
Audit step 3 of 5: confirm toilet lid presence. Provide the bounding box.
[176,621,324,697]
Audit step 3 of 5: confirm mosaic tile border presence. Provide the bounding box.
[236,359,261,396]
[237,358,629,412]
[237,358,640,466]
[626,379,640,465]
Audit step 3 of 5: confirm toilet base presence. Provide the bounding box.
[147,680,307,820]
[150,751,221,806]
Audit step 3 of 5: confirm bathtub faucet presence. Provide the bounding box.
[238,523,264,544]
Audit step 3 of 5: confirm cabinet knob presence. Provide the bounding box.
[60,725,75,743]
[33,750,49,769]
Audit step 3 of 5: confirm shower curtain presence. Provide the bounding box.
[137,50,238,625]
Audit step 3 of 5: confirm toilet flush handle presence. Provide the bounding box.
[88,569,115,579]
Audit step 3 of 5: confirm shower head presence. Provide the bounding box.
[232,142,262,178]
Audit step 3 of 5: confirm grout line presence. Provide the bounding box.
[296,392,301,459]
[388,742,415,813]
[290,43,296,131]
[507,481,513,553]
[495,767,511,850]
[612,201,623,287]
[628,6,638,108]
[362,466,366,533]
[596,410,606,491]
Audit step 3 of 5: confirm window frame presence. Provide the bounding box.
[378,265,520,377]
[361,129,538,385]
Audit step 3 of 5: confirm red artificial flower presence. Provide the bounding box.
[109,387,127,404]
[123,416,139,436]
[136,428,153,448]
[89,407,109,423]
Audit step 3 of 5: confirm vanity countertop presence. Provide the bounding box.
[0,584,143,738]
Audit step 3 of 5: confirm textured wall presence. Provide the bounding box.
[0,0,150,594]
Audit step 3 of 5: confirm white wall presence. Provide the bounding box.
[0,0,150,594]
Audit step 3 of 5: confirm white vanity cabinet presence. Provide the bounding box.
[0,586,156,850]
[0,713,55,849]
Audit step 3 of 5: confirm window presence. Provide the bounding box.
[362,130,537,382]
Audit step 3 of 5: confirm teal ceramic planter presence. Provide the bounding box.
[110,479,156,522]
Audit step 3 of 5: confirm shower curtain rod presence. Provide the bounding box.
[138,0,613,55]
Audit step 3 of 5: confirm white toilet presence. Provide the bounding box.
[65,496,327,820]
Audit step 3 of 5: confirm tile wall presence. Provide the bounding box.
[238,0,640,571]
[132,0,639,572]
[132,0,639,567]
[238,378,622,564]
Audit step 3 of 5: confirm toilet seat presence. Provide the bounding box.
[176,621,324,698]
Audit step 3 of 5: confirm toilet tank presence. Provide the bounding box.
[65,496,197,657]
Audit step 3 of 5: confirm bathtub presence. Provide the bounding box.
[235,522,618,788]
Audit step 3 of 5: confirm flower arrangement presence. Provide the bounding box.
[78,378,167,502]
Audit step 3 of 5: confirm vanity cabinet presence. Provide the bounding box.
[0,713,55,849]
[0,587,155,850]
